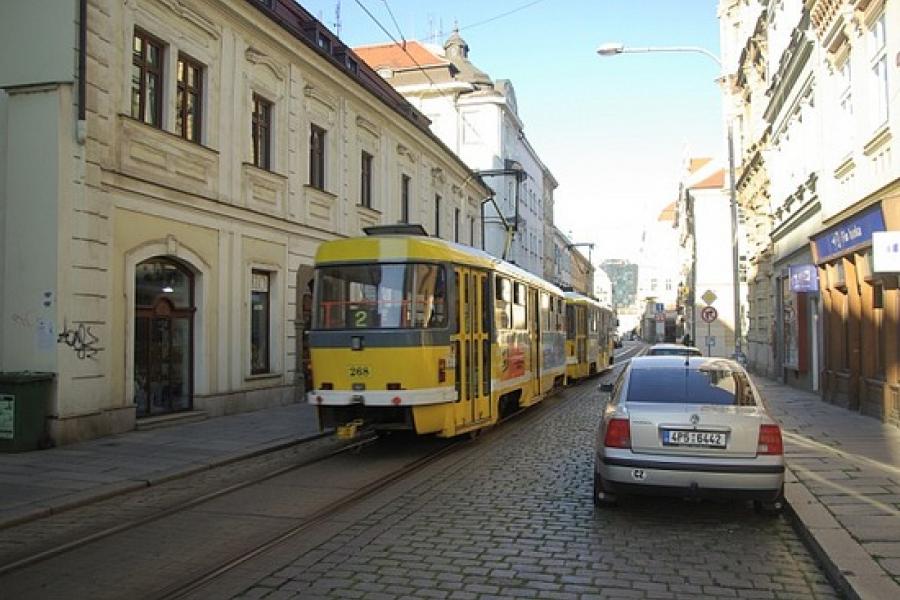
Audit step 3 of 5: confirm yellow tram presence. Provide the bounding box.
[564,292,615,383]
[307,230,567,438]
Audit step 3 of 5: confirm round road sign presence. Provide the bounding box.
[701,306,718,323]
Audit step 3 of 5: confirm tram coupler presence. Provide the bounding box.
[336,418,365,440]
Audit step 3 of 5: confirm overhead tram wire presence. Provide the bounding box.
[354,0,436,86]
[381,0,405,47]
[457,0,548,33]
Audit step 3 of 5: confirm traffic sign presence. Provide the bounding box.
[701,306,718,323]
[701,290,717,305]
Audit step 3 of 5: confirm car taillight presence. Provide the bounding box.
[604,418,631,449]
[757,424,783,455]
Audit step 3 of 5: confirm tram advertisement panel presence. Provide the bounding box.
[499,331,528,380]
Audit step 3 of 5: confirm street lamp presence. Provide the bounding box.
[596,42,743,358]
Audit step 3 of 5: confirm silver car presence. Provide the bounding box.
[594,356,785,513]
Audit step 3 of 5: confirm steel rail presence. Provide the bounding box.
[154,397,572,600]
[0,434,379,577]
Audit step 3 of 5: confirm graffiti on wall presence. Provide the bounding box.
[57,320,102,360]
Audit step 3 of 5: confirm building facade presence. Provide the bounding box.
[720,0,900,426]
[636,201,684,342]
[599,259,639,310]
[0,0,490,444]
[354,32,556,279]
[675,159,738,357]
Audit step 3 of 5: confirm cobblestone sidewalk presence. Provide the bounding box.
[756,377,900,600]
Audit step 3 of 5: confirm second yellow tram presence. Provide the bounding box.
[564,292,615,383]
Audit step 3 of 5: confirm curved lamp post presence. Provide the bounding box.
[596,42,742,359]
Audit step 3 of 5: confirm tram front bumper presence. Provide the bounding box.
[307,387,456,406]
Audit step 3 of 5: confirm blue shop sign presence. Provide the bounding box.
[814,205,885,263]
[789,264,819,293]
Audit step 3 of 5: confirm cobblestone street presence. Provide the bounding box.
[231,379,838,600]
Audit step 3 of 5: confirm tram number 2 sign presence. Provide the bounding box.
[701,306,718,323]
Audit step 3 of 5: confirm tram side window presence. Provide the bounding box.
[557,298,565,331]
[512,282,527,330]
[566,304,576,339]
[495,276,511,329]
[540,293,551,332]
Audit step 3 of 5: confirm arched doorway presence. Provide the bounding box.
[134,257,195,417]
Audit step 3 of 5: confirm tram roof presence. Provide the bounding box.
[564,291,606,309]
[315,235,564,295]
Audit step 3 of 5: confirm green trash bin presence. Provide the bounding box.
[0,372,55,452]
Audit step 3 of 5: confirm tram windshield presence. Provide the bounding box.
[314,263,447,330]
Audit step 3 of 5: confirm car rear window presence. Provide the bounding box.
[626,367,755,406]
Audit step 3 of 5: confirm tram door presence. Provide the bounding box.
[530,289,542,398]
[454,267,491,429]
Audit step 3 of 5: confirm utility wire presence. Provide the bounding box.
[354,0,435,86]
[458,0,547,32]
[381,0,405,47]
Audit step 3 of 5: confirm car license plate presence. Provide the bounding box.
[662,430,726,448]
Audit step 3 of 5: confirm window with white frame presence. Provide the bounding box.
[838,58,853,146]
[869,12,888,128]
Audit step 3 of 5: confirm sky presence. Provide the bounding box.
[300,0,725,264]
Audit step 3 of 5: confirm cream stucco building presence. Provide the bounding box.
[720,0,900,425]
[0,0,490,444]
[676,158,738,357]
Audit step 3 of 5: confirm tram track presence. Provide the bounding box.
[0,385,600,600]
[152,402,551,600]
[0,433,381,579]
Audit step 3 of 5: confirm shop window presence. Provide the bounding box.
[841,291,850,370]
[251,271,271,374]
[874,283,885,378]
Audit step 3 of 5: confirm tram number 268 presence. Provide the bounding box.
[348,365,371,378]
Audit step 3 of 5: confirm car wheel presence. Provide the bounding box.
[593,469,617,507]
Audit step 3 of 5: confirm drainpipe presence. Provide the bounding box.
[77,0,87,144]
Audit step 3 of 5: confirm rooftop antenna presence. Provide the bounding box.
[334,1,342,37]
